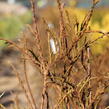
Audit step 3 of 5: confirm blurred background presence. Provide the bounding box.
[0,0,109,108]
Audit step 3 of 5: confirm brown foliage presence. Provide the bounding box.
[0,0,109,109]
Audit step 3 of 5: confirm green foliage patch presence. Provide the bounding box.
[0,11,32,47]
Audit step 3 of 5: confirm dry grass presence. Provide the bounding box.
[0,0,109,109]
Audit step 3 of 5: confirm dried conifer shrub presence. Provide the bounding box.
[0,0,109,109]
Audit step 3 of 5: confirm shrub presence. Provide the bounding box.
[0,0,109,109]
